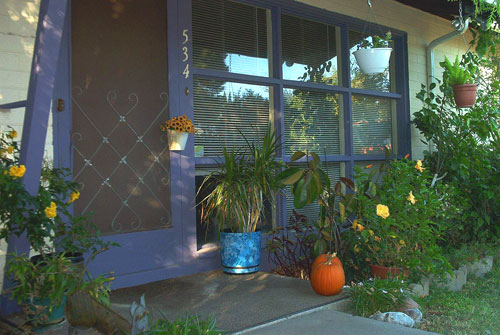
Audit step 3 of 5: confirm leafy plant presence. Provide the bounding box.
[266,210,316,280]
[141,313,223,335]
[413,47,500,243]
[441,55,475,86]
[357,31,392,49]
[348,277,409,317]
[276,151,356,257]
[198,126,282,233]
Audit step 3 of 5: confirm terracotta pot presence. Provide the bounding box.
[369,264,409,279]
[452,84,477,108]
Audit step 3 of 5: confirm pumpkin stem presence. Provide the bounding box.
[326,252,337,265]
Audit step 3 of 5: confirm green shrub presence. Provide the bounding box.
[413,48,500,243]
[348,277,409,317]
[141,314,223,335]
[344,157,451,280]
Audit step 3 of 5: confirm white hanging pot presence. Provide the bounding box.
[353,47,392,75]
[167,129,189,151]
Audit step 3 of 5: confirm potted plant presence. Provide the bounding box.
[441,55,477,108]
[198,126,282,274]
[345,155,451,280]
[353,31,392,75]
[6,253,73,331]
[160,115,195,150]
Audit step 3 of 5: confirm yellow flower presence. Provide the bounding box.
[399,239,406,246]
[9,165,26,178]
[415,160,425,173]
[7,146,14,154]
[357,223,365,232]
[68,191,80,204]
[369,229,374,236]
[407,191,416,205]
[45,202,57,219]
[0,148,5,157]
[375,236,382,242]
[8,130,17,139]
[354,245,360,253]
[376,204,390,219]
[352,220,358,230]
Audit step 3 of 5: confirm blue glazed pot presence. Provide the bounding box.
[220,230,261,274]
[28,296,66,332]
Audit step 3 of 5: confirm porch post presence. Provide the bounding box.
[1,0,69,315]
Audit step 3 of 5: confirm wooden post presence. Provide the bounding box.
[1,0,69,315]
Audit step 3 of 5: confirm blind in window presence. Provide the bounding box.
[192,0,270,77]
[284,162,341,226]
[281,14,339,85]
[193,78,271,157]
[283,88,342,155]
[352,95,393,155]
[349,30,391,92]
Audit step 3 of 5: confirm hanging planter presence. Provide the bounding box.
[354,1,393,75]
[441,56,478,108]
[167,129,189,151]
[354,47,392,75]
[452,84,477,108]
[160,115,195,151]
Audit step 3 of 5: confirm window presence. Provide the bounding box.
[191,0,408,239]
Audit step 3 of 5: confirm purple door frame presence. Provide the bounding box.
[52,0,221,290]
[1,0,69,315]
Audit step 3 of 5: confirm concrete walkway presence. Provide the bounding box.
[28,270,437,334]
[235,305,436,335]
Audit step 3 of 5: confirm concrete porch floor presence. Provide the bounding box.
[27,270,436,334]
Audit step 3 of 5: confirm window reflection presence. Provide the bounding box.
[282,15,339,85]
[194,79,271,157]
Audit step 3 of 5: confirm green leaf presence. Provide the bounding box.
[313,239,327,257]
[293,177,309,209]
[290,151,306,162]
[276,167,304,185]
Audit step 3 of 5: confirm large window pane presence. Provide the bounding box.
[284,88,343,155]
[349,30,392,92]
[352,95,394,155]
[193,78,271,157]
[285,162,342,225]
[282,15,339,85]
[192,0,270,77]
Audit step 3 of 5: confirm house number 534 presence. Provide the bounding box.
[182,29,190,79]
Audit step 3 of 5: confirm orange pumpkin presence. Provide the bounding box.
[312,253,341,269]
[310,254,345,296]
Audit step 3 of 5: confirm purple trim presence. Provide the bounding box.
[1,0,69,315]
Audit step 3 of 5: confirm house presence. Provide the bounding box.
[0,0,474,313]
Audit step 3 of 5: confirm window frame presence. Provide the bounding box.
[189,0,411,230]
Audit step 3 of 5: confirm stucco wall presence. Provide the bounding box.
[299,0,472,158]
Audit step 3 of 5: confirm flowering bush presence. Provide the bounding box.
[345,157,451,279]
[160,115,195,133]
[0,128,112,256]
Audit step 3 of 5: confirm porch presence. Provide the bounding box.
[18,270,434,335]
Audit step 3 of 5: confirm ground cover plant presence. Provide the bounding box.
[347,277,409,317]
[415,252,500,335]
